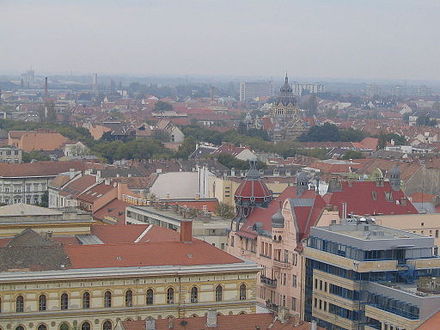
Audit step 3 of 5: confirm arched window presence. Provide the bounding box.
[16,295,24,312]
[15,327,24,330]
[82,292,90,309]
[60,293,68,310]
[125,290,133,307]
[240,284,247,300]
[39,295,47,311]
[146,289,154,305]
[167,288,174,304]
[215,285,223,302]
[38,325,47,330]
[102,321,112,330]
[59,323,69,330]
[191,287,198,303]
[104,291,112,308]
[81,322,91,330]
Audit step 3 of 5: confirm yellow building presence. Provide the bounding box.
[0,221,260,330]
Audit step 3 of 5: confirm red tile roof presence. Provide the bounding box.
[121,313,317,330]
[59,175,97,197]
[64,239,243,269]
[93,199,129,224]
[77,182,115,203]
[417,311,440,329]
[0,161,87,177]
[327,181,418,217]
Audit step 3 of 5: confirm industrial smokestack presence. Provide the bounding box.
[44,77,48,98]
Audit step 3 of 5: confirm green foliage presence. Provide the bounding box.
[175,137,197,160]
[377,132,407,149]
[91,138,173,163]
[416,115,437,127]
[37,191,49,208]
[342,150,363,160]
[22,151,50,163]
[215,202,235,219]
[217,154,249,170]
[297,148,328,160]
[299,123,365,142]
[154,101,173,112]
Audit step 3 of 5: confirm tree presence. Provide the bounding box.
[416,115,437,127]
[215,202,235,219]
[175,137,197,159]
[342,150,363,160]
[154,101,173,113]
[304,94,318,116]
[22,151,50,163]
[298,123,340,142]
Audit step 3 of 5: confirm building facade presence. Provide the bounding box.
[0,147,22,164]
[239,81,273,102]
[0,222,260,330]
[304,219,440,329]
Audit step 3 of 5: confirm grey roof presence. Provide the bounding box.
[0,229,70,271]
[76,234,104,245]
[289,198,314,207]
[0,203,62,217]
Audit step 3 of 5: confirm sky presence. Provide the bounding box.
[1,0,440,81]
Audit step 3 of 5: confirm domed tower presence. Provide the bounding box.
[389,166,401,191]
[234,160,272,219]
[270,74,306,141]
[272,201,285,228]
[296,171,310,196]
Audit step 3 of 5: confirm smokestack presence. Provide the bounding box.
[44,77,48,98]
[180,220,193,243]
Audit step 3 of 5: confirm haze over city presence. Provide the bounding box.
[1,0,440,81]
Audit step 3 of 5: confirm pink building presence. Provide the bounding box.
[228,169,337,318]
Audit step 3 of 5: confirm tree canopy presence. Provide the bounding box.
[298,123,366,142]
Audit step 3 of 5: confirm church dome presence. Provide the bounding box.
[271,208,284,228]
[274,74,296,106]
[234,161,272,207]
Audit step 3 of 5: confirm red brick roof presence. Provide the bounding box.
[64,239,243,269]
[0,161,87,177]
[121,313,317,330]
[77,182,115,203]
[327,181,418,216]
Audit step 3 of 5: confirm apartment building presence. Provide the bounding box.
[304,219,440,329]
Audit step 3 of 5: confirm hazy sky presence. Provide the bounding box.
[1,0,440,80]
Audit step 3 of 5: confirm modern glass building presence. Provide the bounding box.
[303,219,440,330]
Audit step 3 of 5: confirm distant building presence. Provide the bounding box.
[240,81,273,102]
[292,82,325,96]
[8,130,70,152]
[0,147,22,164]
[269,75,307,142]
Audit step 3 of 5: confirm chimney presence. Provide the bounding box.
[206,310,217,328]
[180,220,192,243]
[44,77,48,98]
[145,318,156,330]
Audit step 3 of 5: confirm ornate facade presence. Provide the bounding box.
[270,75,307,142]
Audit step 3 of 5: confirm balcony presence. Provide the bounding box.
[273,259,292,269]
[260,275,277,287]
[265,301,279,312]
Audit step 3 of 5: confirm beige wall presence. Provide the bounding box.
[0,271,257,329]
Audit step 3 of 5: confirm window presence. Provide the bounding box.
[240,284,246,300]
[61,293,68,310]
[215,285,223,302]
[16,295,24,312]
[39,295,46,311]
[38,325,47,330]
[104,291,112,308]
[191,287,198,303]
[167,288,174,304]
[102,321,112,330]
[60,323,69,330]
[81,323,91,330]
[16,327,24,330]
[291,297,297,311]
[436,230,439,238]
[146,289,154,305]
[125,290,133,307]
[292,275,297,288]
[82,292,90,309]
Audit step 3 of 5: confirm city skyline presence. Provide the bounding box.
[1,0,440,81]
